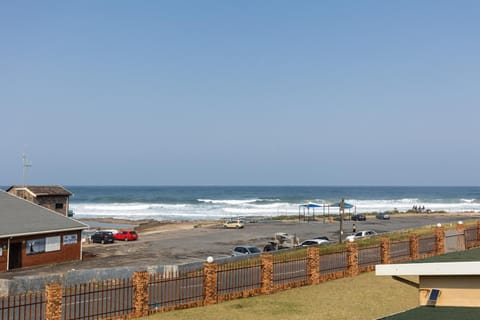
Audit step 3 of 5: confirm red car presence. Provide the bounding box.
[113,230,138,241]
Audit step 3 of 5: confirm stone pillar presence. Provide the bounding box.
[435,225,445,255]
[203,262,218,305]
[457,221,466,250]
[261,253,274,294]
[409,234,419,261]
[346,242,358,277]
[132,271,149,317]
[307,247,320,285]
[380,238,391,264]
[45,284,62,320]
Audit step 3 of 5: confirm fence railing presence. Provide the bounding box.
[390,240,410,263]
[62,278,134,320]
[0,292,44,320]
[148,268,204,312]
[1,221,479,320]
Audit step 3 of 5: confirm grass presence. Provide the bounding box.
[141,272,418,320]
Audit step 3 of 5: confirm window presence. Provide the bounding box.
[55,203,64,209]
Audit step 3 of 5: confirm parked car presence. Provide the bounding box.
[114,230,138,241]
[223,219,245,229]
[231,245,261,256]
[313,236,335,243]
[299,239,331,247]
[376,212,390,220]
[351,214,366,221]
[81,230,97,243]
[91,231,115,244]
[345,230,378,242]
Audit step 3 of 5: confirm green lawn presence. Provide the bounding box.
[143,272,418,320]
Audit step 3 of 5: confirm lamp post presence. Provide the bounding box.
[339,198,345,244]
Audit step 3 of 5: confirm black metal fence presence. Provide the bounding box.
[273,252,308,286]
[148,268,204,311]
[358,245,381,269]
[390,240,410,263]
[217,257,261,296]
[319,250,347,275]
[62,278,133,320]
[0,292,44,320]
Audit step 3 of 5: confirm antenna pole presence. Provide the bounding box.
[22,152,32,186]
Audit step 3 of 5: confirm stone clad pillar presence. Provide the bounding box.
[409,234,419,260]
[261,253,274,294]
[456,221,466,250]
[45,284,62,320]
[307,247,320,285]
[132,271,149,317]
[380,238,391,264]
[435,225,445,255]
[346,242,358,277]
[203,261,218,305]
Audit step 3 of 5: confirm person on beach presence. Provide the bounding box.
[352,223,356,233]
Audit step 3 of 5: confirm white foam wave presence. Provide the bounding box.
[197,199,259,205]
[70,198,480,221]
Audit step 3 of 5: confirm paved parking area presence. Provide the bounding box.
[2,213,478,279]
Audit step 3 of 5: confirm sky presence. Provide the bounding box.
[1,1,479,186]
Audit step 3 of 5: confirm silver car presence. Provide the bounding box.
[345,230,378,242]
[231,245,261,256]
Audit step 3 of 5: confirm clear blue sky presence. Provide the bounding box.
[1,1,479,186]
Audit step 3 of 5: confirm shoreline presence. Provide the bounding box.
[77,211,480,234]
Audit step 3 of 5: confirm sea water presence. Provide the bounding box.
[66,186,480,221]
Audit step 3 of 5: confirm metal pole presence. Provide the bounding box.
[339,198,345,244]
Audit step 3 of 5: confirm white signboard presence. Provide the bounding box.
[45,236,61,252]
[63,234,78,245]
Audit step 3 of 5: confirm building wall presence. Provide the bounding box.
[35,196,69,215]
[0,230,82,272]
[420,275,480,307]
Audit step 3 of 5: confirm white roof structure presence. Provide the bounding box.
[376,261,480,276]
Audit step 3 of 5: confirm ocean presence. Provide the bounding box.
[66,186,480,221]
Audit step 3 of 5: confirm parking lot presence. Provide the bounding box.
[3,213,479,279]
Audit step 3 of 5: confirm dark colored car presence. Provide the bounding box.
[114,230,138,241]
[376,212,391,220]
[91,231,115,244]
[351,214,366,221]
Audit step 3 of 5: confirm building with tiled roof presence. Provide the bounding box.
[6,185,73,216]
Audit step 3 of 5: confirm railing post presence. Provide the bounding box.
[45,283,62,320]
[346,242,358,277]
[203,261,218,305]
[307,247,320,285]
[132,271,149,317]
[409,234,419,260]
[435,224,445,255]
[456,221,466,250]
[261,253,274,294]
[380,238,391,264]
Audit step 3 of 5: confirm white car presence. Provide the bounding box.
[223,220,245,229]
[299,239,331,247]
[345,230,378,242]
